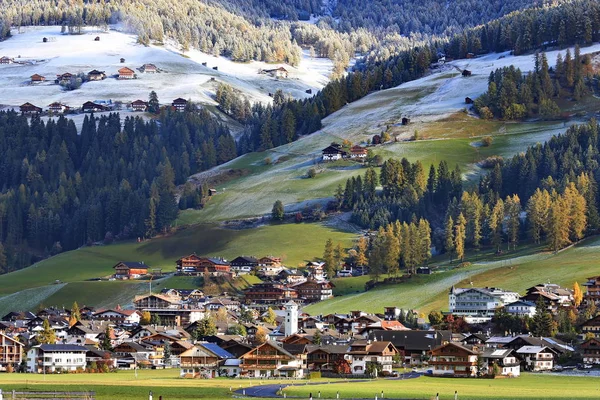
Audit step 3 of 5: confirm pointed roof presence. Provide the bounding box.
[179,345,216,358]
[285,300,299,307]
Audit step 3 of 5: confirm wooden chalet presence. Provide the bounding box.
[349,145,367,159]
[306,262,326,280]
[243,282,297,305]
[0,56,14,64]
[172,98,188,111]
[112,261,148,279]
[0,332,23,371]
[82,101,109,112]
[402,117,410,125]
[261,66,289,78]
[94,36,100,41]
[55,72,74,85]
[176,254,231,276]
[133,293,181,310]
[462,69,472,77]
[130,99,148,112]
[258,256,282,267]
[180,343,234,378]
[281,333,312,345]
[230,256,259,269]
[429,342,479,377]
[307,345,347,371]
[292,278,334,302]
[465,97,473,104]
[20,102,42,114]
[48,102,69,114]
[347,340,398,375]
[30,74,46,82]
[180,345,219,377]
[581,315,600,338]
[581,338,600,365]
[584,276,600,305]
[92,309,142,324]
[515,346,555,371]
[141,63,158,73]
[240,341,303,378]
[118,67,135,79]
[322,145,347,161]
[87,70,106,81]
[480,348,520,376]
[367,330,452,366]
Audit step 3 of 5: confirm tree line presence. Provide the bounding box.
[0,106,236,274]
[474,49,594,120]
[444,0,600,59]
[332,0,555,37]
[332,120,599,278]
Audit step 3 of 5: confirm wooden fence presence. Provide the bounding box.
[0,390,95,400]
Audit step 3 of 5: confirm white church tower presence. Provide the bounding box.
[283,300,298,337]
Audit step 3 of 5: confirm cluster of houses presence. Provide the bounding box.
[321,143,368,162]
[18,98,188,115]
[0,296,592,379]
[1,59,182,115]
[18,63,160,85]
[3,276,600,378]
[112,256,335,308]
[448,283,575,323]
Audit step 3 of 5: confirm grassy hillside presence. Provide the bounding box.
[304,237,600,315]
[0,221,356,312]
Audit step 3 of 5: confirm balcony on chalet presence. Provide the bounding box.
[240,363,278,369]
[243,354,289,360]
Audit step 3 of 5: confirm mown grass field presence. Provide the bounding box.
[0,369,297,400]
[305,237,600,316]
[1,370,599,399]
[285,373,600,399]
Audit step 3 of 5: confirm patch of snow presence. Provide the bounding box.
[0,26,334,111]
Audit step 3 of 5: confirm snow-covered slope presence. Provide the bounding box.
[0,26,333,109]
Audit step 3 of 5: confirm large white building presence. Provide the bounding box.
[449,286,520,317]
[505,300,536,318]
[26,344,87,373]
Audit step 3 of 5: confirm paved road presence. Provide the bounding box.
[235,373,422,399]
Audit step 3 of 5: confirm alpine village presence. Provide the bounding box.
[4,0,600,399]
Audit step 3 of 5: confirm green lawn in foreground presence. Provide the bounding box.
[0,369,348,400]
[284,374,600,399]
[0,369,293,400]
